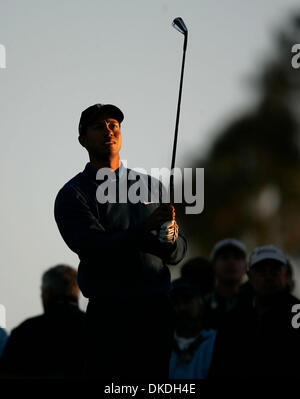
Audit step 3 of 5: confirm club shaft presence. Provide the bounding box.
[170,34,187,202]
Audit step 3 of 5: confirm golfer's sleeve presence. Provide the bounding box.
[165,231,187,264]
[138,178,187,264]
[54,185,145,258]
[141,231,187,265]
[152,179,187,264]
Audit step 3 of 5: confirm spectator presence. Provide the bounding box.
[205,238,250,329]
[286,259,295,293]
[181,257,215,298]
[210,245,300,377]
[0,265,86,379]
[0,328,8,358]
[169,278,216,379]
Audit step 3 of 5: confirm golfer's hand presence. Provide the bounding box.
[158,220,179,244]
[143,204,175,232]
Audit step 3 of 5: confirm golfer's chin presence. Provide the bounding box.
[95,146,120,158]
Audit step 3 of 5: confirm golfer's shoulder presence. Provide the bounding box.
[10,314,45,337]
[55,171,86,205]
[126,167,163,188]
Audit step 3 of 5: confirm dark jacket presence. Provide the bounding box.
[204,281,254,330]
[54,163,187,298]
[209,292,300,377]
[0,302,86,379]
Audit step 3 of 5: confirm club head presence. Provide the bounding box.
[172,17,188,35]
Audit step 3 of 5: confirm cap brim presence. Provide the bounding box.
[96,104,124,124]
[249,254,287,268]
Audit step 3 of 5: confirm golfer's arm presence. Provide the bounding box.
[144,179,187,264]
[141,231,187,265]
[54,186,145,258]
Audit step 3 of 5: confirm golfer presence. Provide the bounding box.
[54,103,187,379]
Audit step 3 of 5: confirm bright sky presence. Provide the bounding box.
[1,0,300,331]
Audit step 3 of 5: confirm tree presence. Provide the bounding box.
[177,13,300,257]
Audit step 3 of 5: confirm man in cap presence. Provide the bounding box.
[205,238,250,329]
[169,277,216,379]
[210,245,300,377]
[180,256,215,299]
[247,245,293,305]
[54,103,187,379]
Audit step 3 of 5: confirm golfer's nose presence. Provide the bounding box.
[104,123,114,136]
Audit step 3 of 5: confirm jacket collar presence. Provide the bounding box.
[83,161,125,181]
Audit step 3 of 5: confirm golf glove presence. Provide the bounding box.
[159,220,178,244]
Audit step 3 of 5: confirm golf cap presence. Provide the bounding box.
[248,245,287,269]
[210,238,247,261]
[79,103,124,135]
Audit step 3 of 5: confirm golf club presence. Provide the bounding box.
[170,17,188,203]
